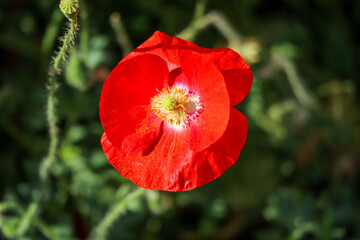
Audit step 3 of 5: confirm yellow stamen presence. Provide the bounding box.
[151,86,201,128]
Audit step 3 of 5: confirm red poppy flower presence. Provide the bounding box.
[100,31,252,191]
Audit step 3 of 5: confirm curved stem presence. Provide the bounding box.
[273,56,319,111]
[177,0,208,41]
[0,202,60,240]
[281,59,319,111]
[14,17,78,240]
[89,187,146,240]
[177,10,242,48]
[40,19,77,182]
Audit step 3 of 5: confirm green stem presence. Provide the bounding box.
[41,10,63,66]
[40,19,77,182]
[110,12,133,57]
[177,9,242,47]
[7,6,79,240]
[276,56,319,111]
[0,202,60,240]
[89,187,146,240]
[193,0,207,20]
[207,12,242,45]
[80,1,90,64]
[177,0,208,41]
[13,17,78,240]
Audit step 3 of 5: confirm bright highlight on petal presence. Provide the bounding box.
[151,86,203,128]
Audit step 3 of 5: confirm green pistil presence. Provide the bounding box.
[162,96,176,111]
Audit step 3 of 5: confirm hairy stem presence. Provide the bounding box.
[40,19,77,182]
[41,10,63,67]
[13,17,78,240]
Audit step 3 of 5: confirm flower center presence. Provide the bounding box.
[162,95,176,111]
[151,86,202,128]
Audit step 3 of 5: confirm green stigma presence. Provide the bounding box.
[162,96,176,111]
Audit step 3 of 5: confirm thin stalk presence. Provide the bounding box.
[80,1,90,63]
[0,202,59,240]
[177,0,208,41]
[40,19,77,181]
[41,10,63,67]
[177,10,242,47]
[193,0,207,20]
[88,187,146,240]
[276,56,319,111]
[13,17,78,240]
[110,12,133,56]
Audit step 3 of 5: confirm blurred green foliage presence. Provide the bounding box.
[0,0,359,239]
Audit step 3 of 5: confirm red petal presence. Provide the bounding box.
[121,105,162,153]
[202,50,253,106]
[100,54,167,151]
[101,108,248,192]
[101,127,193,191]
[183,109,248,189]
[125,31,253,105]
[176,50,230,152]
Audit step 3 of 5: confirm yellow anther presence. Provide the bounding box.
[151,86,201,128]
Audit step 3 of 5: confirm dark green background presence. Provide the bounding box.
[0,0,359,239]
